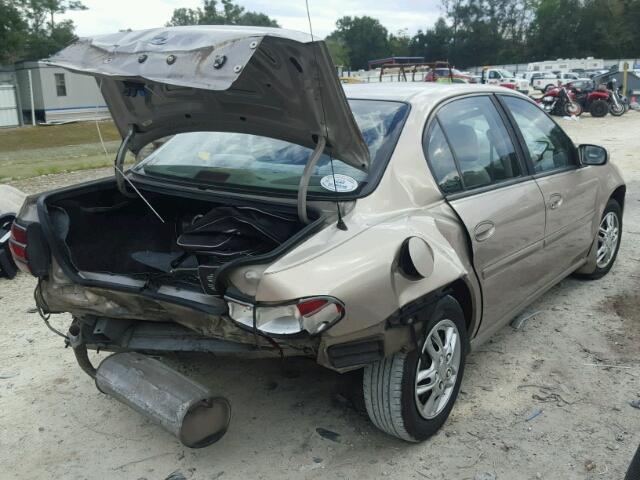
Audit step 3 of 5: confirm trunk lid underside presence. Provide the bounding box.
[47,25,370,170]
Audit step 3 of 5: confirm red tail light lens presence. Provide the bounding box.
[9,222,31,273]
[296,299,328,316]
[9,240,27,262]
[10,223,27,244]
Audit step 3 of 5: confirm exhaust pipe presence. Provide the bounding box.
[95,352,231,448]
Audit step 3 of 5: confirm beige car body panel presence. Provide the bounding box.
[36,82,625,372]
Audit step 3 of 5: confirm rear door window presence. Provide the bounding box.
[435,96,523,190]
[423,122,462,194]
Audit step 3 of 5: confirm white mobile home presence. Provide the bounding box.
[14,61,109,124]
[527,57,604,73]
[0,65,21,127]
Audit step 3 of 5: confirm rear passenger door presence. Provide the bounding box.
[424,95,547,328]
[499,95,599,282]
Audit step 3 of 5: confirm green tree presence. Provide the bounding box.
[167,0,279,27]
[2,0,87,61]
[527,0,582,59]
[328,16,390,70]
[409,18,452,62]
[325,35,350,67]
[388,28,410,57]
[0,0,27,64]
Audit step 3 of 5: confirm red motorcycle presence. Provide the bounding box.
[566,81,610,117]
[537,85,583,116]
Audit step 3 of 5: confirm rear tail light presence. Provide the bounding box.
[10,223,27,244]
[9,223,30,273]
[9,240,27,261]
[226,296,345,336]
[9,221,49,276]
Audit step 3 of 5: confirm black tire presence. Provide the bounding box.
[590,99,609,117]
[363,295,468,442]
[626,444,640,480]
[610,102,625,116]
[544,84,554,93]
[563,101,583,117]
[576,199,622,280]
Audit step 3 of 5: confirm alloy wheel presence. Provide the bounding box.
[415,319,462,420]
[597,211,620,269]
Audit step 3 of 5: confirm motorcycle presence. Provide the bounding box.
[607,79,626,116]
[567,81,610,117]
[537,85,583,116]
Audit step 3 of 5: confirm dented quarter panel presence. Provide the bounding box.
[250,93,484,360]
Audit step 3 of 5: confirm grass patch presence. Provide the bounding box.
[0,121,132,181]
[0,121,120,153]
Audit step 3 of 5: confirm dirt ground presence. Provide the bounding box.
[1,112,640,480]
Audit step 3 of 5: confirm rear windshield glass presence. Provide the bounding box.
[135,99,408,196]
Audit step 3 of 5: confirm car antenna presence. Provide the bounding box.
[305,0,347,231]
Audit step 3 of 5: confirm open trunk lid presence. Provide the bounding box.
[46,26,369,170]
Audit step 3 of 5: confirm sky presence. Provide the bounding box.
[61,0,443,38]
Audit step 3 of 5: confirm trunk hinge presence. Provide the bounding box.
[297,136,327,224]
[115,126,136,198]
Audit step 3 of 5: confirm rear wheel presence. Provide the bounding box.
[590,99,609,117]
[363,296,467,442]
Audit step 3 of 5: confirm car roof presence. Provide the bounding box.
[343,82,511,104]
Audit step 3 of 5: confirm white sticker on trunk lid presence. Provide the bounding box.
[320,174,358,193]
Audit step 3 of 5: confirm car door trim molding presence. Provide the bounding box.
[544,208,596,248]
[481,239,544,281]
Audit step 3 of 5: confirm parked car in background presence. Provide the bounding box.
[12,26,626,447]
[532,72,585,92]
[482,68,529,94]
[585,69,610,78]
[532,73,560,92]
[425,67,475,83]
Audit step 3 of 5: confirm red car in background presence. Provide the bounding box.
[424,68,475,83]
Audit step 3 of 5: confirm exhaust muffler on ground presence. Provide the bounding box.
[94,352,231,448]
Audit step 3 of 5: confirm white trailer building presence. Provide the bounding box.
[0,66,21,128]
[14,61,109,124]
[527,57,604,73]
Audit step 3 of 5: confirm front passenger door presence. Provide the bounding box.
[500,95,599,283]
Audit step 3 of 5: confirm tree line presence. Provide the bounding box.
[1,0,87,64]
[1,0,638,69]
[328,0,640,70]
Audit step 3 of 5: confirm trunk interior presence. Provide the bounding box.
[45,184,314,295]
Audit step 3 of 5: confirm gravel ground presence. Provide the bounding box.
[1,113,639,480]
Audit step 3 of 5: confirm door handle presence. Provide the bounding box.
[549,193,563,210]
[474,221,496,242]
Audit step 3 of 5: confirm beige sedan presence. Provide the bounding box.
[12,27,625,445]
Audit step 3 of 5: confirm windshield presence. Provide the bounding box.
[135,99,408,196]
[497,69,514,78]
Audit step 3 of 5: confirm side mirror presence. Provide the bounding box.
[579,144,608,166]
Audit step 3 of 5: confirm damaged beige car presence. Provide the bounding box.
[11,26,625,446]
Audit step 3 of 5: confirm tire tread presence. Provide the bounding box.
[363,353,415,442]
